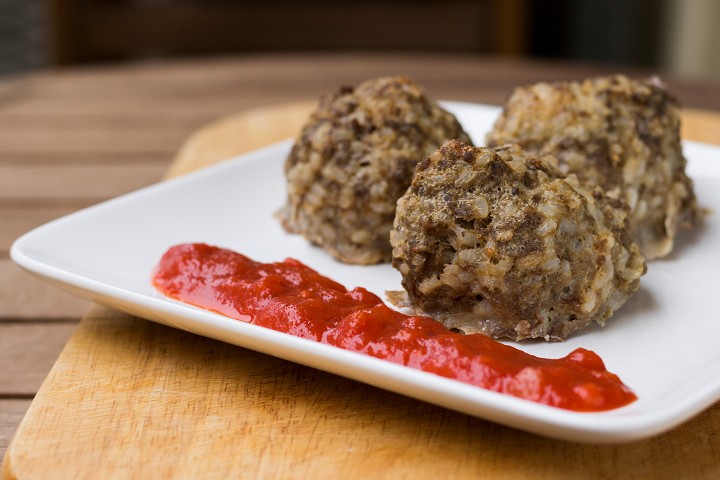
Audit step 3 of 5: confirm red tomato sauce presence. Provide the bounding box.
[152,243,636,411]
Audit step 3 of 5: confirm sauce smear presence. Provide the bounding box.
[153,243,636,411]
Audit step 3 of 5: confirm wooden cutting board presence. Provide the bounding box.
[4,104,720,479]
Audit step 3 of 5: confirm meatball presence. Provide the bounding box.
[390,140,646,341]
[278,76,471,264]
[487,75,698,260]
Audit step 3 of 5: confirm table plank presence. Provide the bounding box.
[0,97,267,121]
[0,207,76,252]
[0,261,90,320]
[0,323,77,395]
[0,111,215,131]
[0,164,166,203]
[0,130,186,156]
[0,153,171,167]
[7,54,720,110]
[0,401,32,463]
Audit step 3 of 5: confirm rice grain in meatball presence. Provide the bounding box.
[390,140,646,341]
[487,75,698,260]
[279,76,471,264]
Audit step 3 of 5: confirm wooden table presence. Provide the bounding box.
[2,53,720,478]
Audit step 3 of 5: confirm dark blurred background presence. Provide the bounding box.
[1,0,718,81]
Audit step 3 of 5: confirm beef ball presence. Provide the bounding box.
[390,140,646,341]
[486,75,698,260]
[279,76,471,264]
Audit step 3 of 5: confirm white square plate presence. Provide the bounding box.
[11,102,720,443]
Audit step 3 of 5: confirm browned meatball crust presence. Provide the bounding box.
[390,140,646,341]
[487,75,698,260]
[279,76,471,264]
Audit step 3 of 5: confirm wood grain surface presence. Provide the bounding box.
[2,54,720,479]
